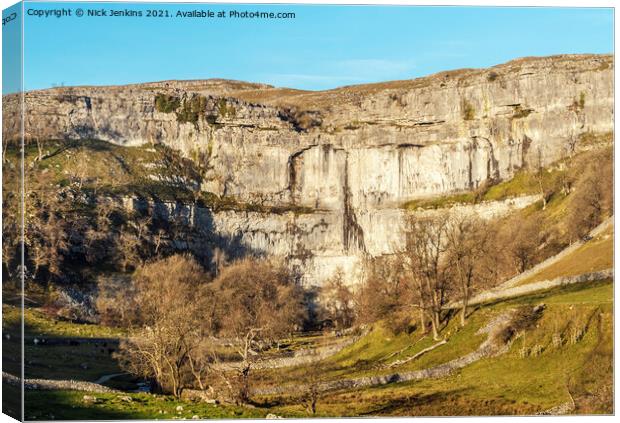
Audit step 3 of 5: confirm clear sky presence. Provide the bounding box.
[4,2,615,93]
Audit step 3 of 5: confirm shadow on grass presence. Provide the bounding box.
[25,390,139,420]
[358,387,471,416]
[2,382,22,421]
[477,279,612,310]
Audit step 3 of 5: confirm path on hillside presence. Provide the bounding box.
[213,328,368,371]
[445,269,613,310]
[94,372,127,385]
[252,309,522,396]
[497,217,613,290]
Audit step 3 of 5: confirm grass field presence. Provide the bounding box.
[24,391,268,421]
[254,280,613,417]
[3,304,127,340]
[5,278,612,419]
[516,226,613,286]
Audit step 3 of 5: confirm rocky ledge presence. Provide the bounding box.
[3,54,613,286]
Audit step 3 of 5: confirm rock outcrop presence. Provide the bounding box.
[4,54,613,286]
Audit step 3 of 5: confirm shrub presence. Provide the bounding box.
[154,94,180,113]
[512,105,532,119]
[217,98,236,118]
[461,99,475,121]
[176,95,208,125]
[487,71,499,82]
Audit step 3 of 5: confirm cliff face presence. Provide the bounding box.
[5,54,614,286]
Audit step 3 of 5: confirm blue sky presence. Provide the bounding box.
[4,2,615,93]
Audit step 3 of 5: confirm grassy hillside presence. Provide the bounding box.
[6,139,312,214]
[24,390,268,421]
[516,224,613,286]
[3,135,613,419]
[255,280,613,416]
[7,278,612,418]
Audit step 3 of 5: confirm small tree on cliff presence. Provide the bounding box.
[207,257,306,403]
[115,254,212,398]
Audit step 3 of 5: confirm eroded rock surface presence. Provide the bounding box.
[5,54,613,286]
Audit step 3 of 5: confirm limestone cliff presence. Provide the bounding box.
[4,54,613,286]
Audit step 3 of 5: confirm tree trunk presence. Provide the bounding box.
[36,139,43,161]
[238,363,251,404]
[460,304,467,327]
[430,312,441,341]
[418,305,427,333]
[460,289,469,327]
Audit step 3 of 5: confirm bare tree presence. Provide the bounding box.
[2,176,20,280]
[445,215,491,326]
[116,214,151,272]
[534,147,548,210]
[301,366,321,416]
[208,257,306,403]
[319,269,355,330]
[506,217,541,274]
[26,196,69,281]
[567,155,613,240]
[114,254,212,398]
[356,256,410,326]
[403,216,450,340]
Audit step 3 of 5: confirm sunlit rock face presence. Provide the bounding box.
[8,54,613,286]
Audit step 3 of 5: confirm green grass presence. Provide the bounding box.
[255,280,613,416]
[326,310,488,374]
[23,342,123,381]
[24,390,268,420]
[3,305,126,381]
[401,167,564,210]
[4,279,613,417]
[255,306,498,389]
[3,305,126,339]
[25,139,204,203]
[3,329,122,382]
[402,192,477,210]
[516,227,613,286]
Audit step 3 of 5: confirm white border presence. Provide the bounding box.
[0,1,617,423]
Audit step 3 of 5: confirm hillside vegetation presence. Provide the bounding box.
[2,131,613,418]
[8,278,612,419]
